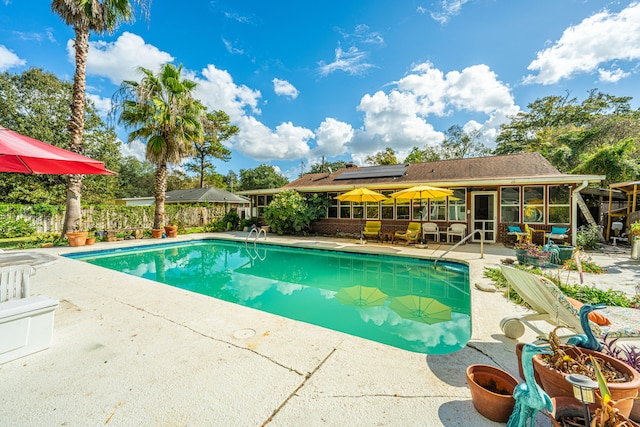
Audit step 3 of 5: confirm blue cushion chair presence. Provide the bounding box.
[545,226,568,243]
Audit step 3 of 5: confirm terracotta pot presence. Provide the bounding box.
[66,231,88,247]
[550,396,640,426]
[85,237,95,245]
[532,345,640,418]
[164,225,178,238]
[151,228,164,238]
[466,364,518,423]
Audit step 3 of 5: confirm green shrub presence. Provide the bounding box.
[575,224,601,250]
[262,190,328,235]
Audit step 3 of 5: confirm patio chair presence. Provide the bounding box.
[394,222,421,245]
[362,221,381,242]
[545,226,568,243]
[446,223,467,244]
[422,222,439,242]
[499,266,640,341]
[506,225,530,245]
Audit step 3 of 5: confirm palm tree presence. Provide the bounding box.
[114,63,204,229]
[51,0,149,235]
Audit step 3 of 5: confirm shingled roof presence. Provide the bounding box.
[278,152,601,192]
[166,188,249,204]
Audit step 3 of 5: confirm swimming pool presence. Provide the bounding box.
[67,239,471,354]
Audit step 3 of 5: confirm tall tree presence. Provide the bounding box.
[403,146,442,163]
[0,68,119,204]
[114,63,204,229]
[238,165,288,190]
[51,0,149,234]
[307,160,347,174]
[185,110,236,188]
[495,89,640,178]
[365,147,398,165]
[441,125,490,159]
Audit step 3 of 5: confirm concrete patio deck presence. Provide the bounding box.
[1,233,638,427]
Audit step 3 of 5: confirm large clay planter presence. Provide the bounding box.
[164,225,178,238]
[66,231,88,247]
[532,345,640,418]
[85,237,96,245]
[151,229,164,239]
[466,364,519,423]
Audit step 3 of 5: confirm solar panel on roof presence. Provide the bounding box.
[334,164,408,180]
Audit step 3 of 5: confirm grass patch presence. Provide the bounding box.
[484,264,640,308]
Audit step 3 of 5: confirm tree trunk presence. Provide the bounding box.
[154,163,167,229]
[61,25,89,236]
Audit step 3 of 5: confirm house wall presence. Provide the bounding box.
[251,183,576,244]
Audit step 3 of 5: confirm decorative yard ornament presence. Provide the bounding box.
[507,343,553,427]
[567,304,605,351]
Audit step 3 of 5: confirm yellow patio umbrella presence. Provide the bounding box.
[390,185,454,200]
[390,185,454,243]
[335,285,388,309]
[389,295,451,325]
[336,187,388,203]
[335,188,387,241]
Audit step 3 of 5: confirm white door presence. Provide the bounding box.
[471,192,497,243]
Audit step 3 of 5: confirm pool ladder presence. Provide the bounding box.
[246,226,268,241]
[434,229,484,269]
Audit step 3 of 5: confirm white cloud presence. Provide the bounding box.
[598,67,630,83]
[0,45,25,71]
[194,64,262,120]
[347,61,518,161]
[222,37,244,55]
[421,0,470,25]
[318,45,375,77]
[86,93,112,118]
[312,118,353,157]
[339,24,384,45]
[233,117,312,160]
[119,138,147,161]
[524,2,640,85]
[71,32,174,84]
[272,78,299,99]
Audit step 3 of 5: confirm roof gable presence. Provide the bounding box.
[285,152,563,189]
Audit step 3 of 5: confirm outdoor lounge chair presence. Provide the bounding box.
[499,266,640,341]
[446,223,467,243]
[394,222,421,245]
[362,221,381,242]
[422,222,439,242]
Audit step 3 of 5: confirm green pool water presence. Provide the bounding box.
[67,239,471,354]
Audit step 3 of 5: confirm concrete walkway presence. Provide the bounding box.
[0,233,638,427]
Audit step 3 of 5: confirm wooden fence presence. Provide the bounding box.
[16,205,226,233]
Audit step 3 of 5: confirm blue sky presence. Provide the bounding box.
[1,1,640,181]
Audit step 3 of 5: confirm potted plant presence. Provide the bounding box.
[151,228,164,238]
[466,364,519,423]
[530,328,640,418]
[66,221,88,247]
[164,224,178,238]
[547,356,640,426]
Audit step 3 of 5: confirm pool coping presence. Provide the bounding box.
[1,233,637,426]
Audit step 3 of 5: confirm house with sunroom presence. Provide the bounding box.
[238,152,605,246]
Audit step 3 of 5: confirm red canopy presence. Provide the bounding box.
[0,126,115,175]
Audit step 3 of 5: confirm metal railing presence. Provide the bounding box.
[434,229,484,269]
[246,226,268,242]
